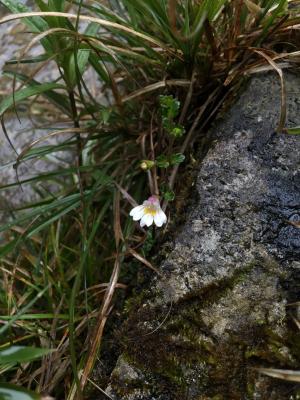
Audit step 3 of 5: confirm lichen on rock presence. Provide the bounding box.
[102,72,300,399]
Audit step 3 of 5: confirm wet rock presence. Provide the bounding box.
[100,71,300,400]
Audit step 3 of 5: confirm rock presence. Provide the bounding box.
[102,72,300,400]
[0,3,68,217]
[0,2,97,221]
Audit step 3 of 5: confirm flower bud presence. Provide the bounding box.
[140,160,154,170]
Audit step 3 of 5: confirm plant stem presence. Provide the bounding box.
[68,89,85,400]
[68,90,83,172]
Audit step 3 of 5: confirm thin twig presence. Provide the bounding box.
[179,70,196,125]
[87,378,114,399]
[79,255,120,390]
[150,114,159,196]
[141,133,154,194]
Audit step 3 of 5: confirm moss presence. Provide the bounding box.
[247,382,255,397]
[123,288,148,315]
[112,256,295,399]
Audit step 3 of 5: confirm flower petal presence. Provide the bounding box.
[154,210,167,227]
[140,213,154,227]
[130,205,145,221]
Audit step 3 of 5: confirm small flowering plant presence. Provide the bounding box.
[130,196,167,228]
[130,96,186,229]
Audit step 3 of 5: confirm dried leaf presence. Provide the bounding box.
[258,367,300,382]
[254,50,286,132]
[285,219,300,228]
[128,248,162,276]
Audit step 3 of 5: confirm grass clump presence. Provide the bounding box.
[0,0,299,398]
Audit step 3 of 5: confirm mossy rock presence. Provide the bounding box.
[101,73,300,400]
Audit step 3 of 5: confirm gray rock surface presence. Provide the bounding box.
[0,2,67,215]
[103,72,300,400]
[0,2,96,219]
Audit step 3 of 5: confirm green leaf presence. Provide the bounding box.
[156,155,169,168]
[205,0,227,21]
[5,53,51,65]
[0,383,41,400]
[163,190,175,201]
[0,346,52,365]
[0,82,65,116]
[4,71,71,115]
[0,313,69,320]
[159,95,180,120]
[101,108,112,124]
[170,125,185,138]
[34,0,50,12]
[49,0,65,11]
[0,286,50,336]
[0,192,82,234]
[26,200,81,237]
[156,153,185,168]
[286,127,300,135]
[258,0,287,41]
[170,153,185,165]
[0,238,19,258]
[35,0,73,30]
[67,23,99,87]
[142,228,155,255]
[89,53,110,83]
[159,95,185,137]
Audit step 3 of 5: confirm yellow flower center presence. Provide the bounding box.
[144,206,157,216]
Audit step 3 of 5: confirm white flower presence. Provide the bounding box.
[130,196,167,228]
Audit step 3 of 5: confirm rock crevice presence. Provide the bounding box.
[104,72,300,400]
